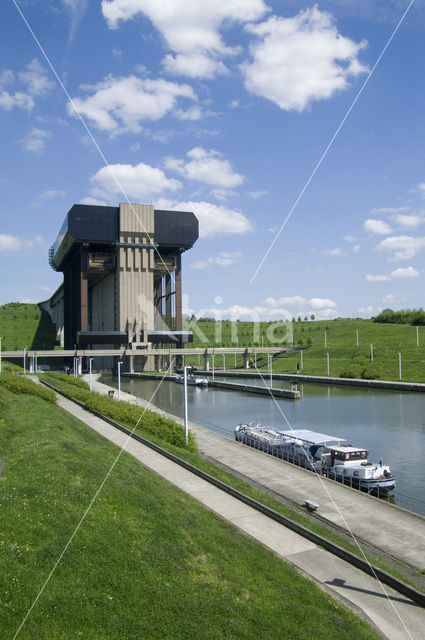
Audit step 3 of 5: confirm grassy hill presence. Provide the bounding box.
[0,379,379,639]
[183,317,425,382]
[0,302,58,351]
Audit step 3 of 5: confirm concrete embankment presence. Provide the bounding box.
[195,369,425,393]
[122,372,300,398]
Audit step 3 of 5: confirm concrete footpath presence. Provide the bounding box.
[51,377,425,640]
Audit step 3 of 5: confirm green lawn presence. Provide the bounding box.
[0,383,379,639]
[0,302,58,352]
[183,318,425,382]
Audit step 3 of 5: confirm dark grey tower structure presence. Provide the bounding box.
[49,203,198,368]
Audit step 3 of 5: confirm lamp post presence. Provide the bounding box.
[0,336,3,374]
[23,346,27,375]
[268,355,272,388]
[300,349,303,369]
[370,344,374,362]
[89,357,94,391]
[183,365,189,444]
[398,353,402,380]
[326,352,330,376]
[118,360,122,401]
[212,354,215,381]
[356,329,359,347]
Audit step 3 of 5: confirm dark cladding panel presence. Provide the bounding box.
[50,205,118,271]
[68,205,118,243]
[154,209,198,249]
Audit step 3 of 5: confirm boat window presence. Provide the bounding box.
[348,451,367,460]
[354,471,359,477]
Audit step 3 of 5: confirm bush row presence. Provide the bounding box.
[57,383,197,452]
[0,374,56,403]
[45,371,90,390]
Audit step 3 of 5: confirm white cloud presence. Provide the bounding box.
[364,218,392,235]
[19,128,52,152]
[241,6,367,111]
[265,296,337,310]
[370,206,409,215]
[0,59,53,113]
[0,234,41,252]
[390,266,419,279]
[62,0,89,44]
[90,162,182,200]
[158,199,253,238]
[79,196,111,206]
[18,59,54,97]
[101,0,268,78]
[248,189,268,199]
[376,235,425,261]
[191,251,242,269]
[0,90,33,111]
[323,247,343,256]
[165,147,244,189]
[392,213,424,228]
[358,305,382,317]
[352,244,360,253]
[365,274,391,282]
[417,182,425,196]
[365,266,419,282]
[69,75,197,134]
[38,189,67,200]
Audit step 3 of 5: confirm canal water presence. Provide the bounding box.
[103,374,425,517]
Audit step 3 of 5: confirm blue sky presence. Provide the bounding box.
[1,0,425,321]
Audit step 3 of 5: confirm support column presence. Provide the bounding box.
[243,349,250,369]
[175,254,183,368]
[165,274,172,330]
[129,355,134,374]
[78,357,82,375]
[80,246,88,332]
[175,254,182,331]
[203,350,210,371]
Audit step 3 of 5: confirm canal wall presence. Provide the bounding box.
[121,372,300,399]
[195,370,425,393]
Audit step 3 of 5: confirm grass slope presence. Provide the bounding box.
[0,302,58,351]
[0,386,379,639]
[183,318,425,382]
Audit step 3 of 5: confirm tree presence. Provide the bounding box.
[310,314,315,321]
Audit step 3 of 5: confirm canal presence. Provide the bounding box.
[103,374,425,517]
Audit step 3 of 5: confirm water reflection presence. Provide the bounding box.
[103,374,425,516]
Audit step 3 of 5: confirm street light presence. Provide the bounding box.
[118,360,122,401]
[212,354,215,381]
[183,365,189,444]
[326,352,330,376]
[89,357,94,391]
[0,336,3,374]
[23,346,27,375]
[268,355,272,388]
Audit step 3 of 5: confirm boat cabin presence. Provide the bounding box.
[327,445,368,466]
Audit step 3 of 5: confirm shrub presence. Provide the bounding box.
[45,371,89,390]
[51,381,196,451]
[361,363,383,380]
[339,365,362,379]
[0,374,56,403]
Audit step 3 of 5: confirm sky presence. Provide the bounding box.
[1,0,425,321]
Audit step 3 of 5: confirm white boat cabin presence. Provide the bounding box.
[327,445,368,466]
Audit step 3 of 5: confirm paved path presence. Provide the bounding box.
[48,378,425,640]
